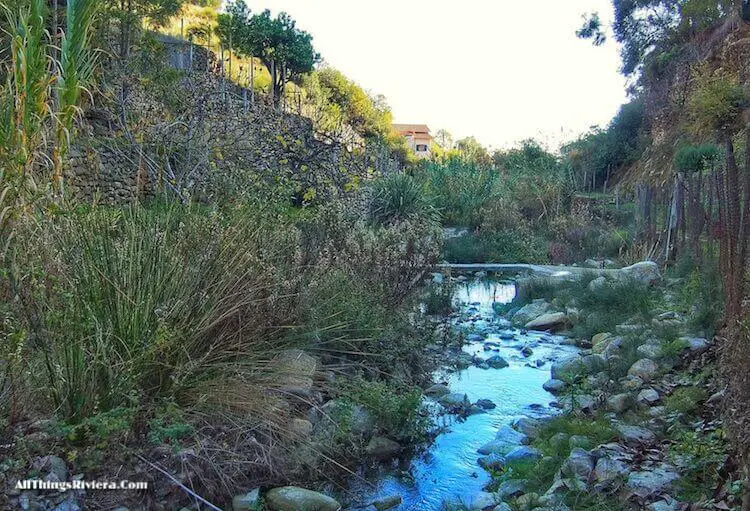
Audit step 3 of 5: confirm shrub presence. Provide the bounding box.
[665,387,707,415]
[368,172,437,226]
[343,378,428,443]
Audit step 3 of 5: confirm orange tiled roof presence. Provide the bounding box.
[392,123,431,136]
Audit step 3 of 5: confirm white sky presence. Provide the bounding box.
[244,1,627,151]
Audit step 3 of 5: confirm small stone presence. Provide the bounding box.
[478,453,506,471]
[512,417,541,439]
[561,448,594,480]
[636,344,661,359]
[521,346,534,357]
[504,446,542,464]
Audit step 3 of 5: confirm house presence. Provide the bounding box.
[392,124,432,159]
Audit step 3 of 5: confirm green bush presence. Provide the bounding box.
[442,232,547,264]
[669,429,727,502]
[343,378,428,443]
[665,386,707,415]
[369,172,437,226]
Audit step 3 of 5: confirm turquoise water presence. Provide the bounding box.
[339,277,578,510]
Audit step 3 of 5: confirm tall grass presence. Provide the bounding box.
[14,203,305,422]
[368,172,437,226]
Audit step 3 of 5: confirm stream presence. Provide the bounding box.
[339,275,580,510]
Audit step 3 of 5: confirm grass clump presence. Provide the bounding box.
[664,386,707,415]
[669,429,728,502]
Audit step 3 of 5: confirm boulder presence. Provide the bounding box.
[682,336,710,354]
[543,379,566,393]
[616,424,656,445]
[496,425,530,445]
[626,464,680,499]
[504,446,542,464]
[478,453,506,471]
[607,393,635,413]
[493,504,513,511]
[591,332,612,347]
[588,276,607,291]
[568,435,591,450]
[35,455,68,483]
[549,432,570,452]
[371,495,402,511]
[560,448,594,481]
[487,355,510,369]
[593,457,629,491]
[275,350,317,398]
[627,359,659,382]
[559,394,596,413]
[551,357,585,381]
[476,399,497,410]
[619,261,661,285]
[525,313,569,332]
[636,344,662,360]
[521,346,534,357]
[512,300,553,326]
[265,487,341,511]
[637,388,660,406]
[424,383,450,397]
[512,417,541,439]
[470,492,498,510]
[438,393,469,412]
[365,437,402,459]
[289,418,313,438]
[515,492,540,511]
[495,479,526,500]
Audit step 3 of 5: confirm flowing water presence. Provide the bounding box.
[338,276,579,510]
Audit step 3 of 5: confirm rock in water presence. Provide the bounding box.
[543,379,566,393]
[265,487,341,511]
[371,495,402,510]
[511,299,552,326]
[486,355,509,369]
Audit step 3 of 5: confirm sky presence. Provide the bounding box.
[244,1,628,151]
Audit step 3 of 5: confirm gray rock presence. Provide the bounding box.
[561,448,594,480]
[607,393,635,413]
[52,500,81,511]
[588,276,607,291]
[525,313,568,331]
[504,446,542,464]
[290,418,313,438]
[438,392,469,411]
[36,455,68,483]
[616,424,656,445]
[551,357,585,381]
[513,417,541,439]
[371,495,402,511]
[559,394,596,413]
[493,504,513,511]
[682,336,710,353]
[233,489,260,511]
[478,453,506,471]
[496,479,526,499]
[627,359,659,382]
[626,464,680,499]
[521,346,534,357]
[593,457,629,490]
[619,261,661,285]
[487,355,510,369]
[512,300,553,326]
[543,379,566,393]
[637,388,660,405]
[515,492,540,510]
[476,399,497,410]
[265,487,341,511]
[496,425,529,445]
[365,437,402,459]
[424,383,450,397]
[636,343,662,359]
[549,432,570,452]
[646,497,681,511]
[621,375,645,391]
[275,350,317,398]
[568,435,591,450]
[470,492,498,509]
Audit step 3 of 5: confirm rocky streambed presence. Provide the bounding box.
[335,275,581,510]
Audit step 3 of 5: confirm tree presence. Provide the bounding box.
[455,136,491,167]
[100,0,184,61]
[434,129,453,149]
[218,4,318,109]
